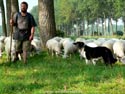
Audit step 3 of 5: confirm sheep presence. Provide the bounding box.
[113,40,125,59]
[4,36,16,61]
[46,39,62,56]
[52,36,63,42]
[60,38,77,58]
[75,37,86,43]
[101,39,116,53]
[0,36,6,57]
[31,38,42,55]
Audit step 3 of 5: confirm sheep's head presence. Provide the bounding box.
[73,42,85,50]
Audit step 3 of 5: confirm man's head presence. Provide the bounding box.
[21,1,28,13]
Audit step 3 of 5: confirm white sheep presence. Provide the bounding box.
[101,39,116,53]
[75,37,86,43]
[0,36,6,57]
[31,38,42,55]
[52,36,63,42]
[113,40,125,59]
[4,36,16,61]
[46,39,62,56]
[60,38,77,58]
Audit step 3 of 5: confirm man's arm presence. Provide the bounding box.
[29,26,35,41]
[29,14,37,41]
[10,13,18,26]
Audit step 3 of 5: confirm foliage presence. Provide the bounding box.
[28,0,125,37]
[30,5,39,36]
[54,0,125,36]
[55,29,64,37]
[30,6,38,26]
[0,51,125,94]
[115,30,124,36]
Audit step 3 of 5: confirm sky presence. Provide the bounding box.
[0,0,38,25]
[19,0,38,12]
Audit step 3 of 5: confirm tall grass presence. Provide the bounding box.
[0,51,125,94]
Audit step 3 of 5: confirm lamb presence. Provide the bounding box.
[4,36,16,61]
[101,39,116,53]
[113,40,125,59]
[60,38,77,58]
[74,42,117,66]
[31,38,42,55]
[46,39,62,56]
[0,36,6,57]
[52,36,63,42]
[75,37,86,43]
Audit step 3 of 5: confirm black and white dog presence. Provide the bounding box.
[74,42,117,66]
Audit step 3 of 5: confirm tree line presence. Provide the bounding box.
[54,0,125,36]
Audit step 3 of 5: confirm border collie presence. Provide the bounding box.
[74,42,117,66]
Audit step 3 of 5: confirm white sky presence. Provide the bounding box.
[0,0,38,25]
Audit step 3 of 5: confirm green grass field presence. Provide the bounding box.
[0,51,125,94]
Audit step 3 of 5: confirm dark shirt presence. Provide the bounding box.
[13,12,37,40]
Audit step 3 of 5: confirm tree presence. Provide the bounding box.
[38,0,56,48]
[11,0,19,13]
[0,0,7,36]
[5,0,19,36]
[11,0,19,36]
[6,0,11,36]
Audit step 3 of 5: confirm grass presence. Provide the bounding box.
[0,51,125,94]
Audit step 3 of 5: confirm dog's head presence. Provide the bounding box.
[73,42,85,49]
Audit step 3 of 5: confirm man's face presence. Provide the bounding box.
[21,4,27,13]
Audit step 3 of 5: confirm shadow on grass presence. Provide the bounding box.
[0,82,45,94]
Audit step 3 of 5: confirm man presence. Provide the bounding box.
[10,1,37,63]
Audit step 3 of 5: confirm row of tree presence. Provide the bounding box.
[54,0,125,36]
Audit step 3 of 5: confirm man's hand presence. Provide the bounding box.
[10,19,14,26]
[29,34,34,41]
[29,27,35,41]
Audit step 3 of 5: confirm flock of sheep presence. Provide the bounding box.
[46,36,125,65]
[0,36,41,61]
[1,35,125,65]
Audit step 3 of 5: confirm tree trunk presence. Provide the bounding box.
[116,20,117,32]
[0,0,7,36]
[38,0,56,48]
[101,18,104,36]
[6,0,11,36]
[11,0,19,13]
[11,0,19,36]
[108,18,110,35]
[91,24,94,36]
[123,17,125,33]
[110,18,113,35]
[96,18,99,36]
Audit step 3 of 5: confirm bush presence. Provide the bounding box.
[55,30,64,37]
[116,31,123,36]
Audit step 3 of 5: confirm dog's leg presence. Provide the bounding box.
[92,59,96,65]
[85,59,90,64]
